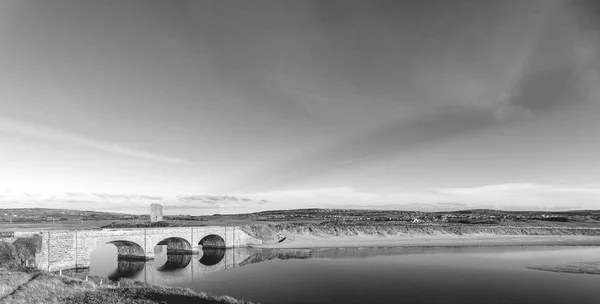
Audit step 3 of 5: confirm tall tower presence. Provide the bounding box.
[150,203,163,222]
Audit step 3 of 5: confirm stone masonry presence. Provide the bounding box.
[34,226,262,272]
[150,204,163,222]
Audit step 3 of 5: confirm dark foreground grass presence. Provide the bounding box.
[0,268,256,304]
[0,267,32,298]
[64,282,252,304]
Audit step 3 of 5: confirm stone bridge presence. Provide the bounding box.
[34,226,262,272]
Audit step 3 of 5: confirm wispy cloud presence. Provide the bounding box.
[0,117,186,163]
[179,194,262,205]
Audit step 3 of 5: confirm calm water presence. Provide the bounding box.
[90,245,600,304]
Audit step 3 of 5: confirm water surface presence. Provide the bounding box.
[90,245,600,303]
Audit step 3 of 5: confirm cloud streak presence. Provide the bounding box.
[238,104,500,189]
[0,117,186,163]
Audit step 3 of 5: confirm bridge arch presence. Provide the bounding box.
[107,240,146,260]
[198,235,226,267]
[89,241,147,280]
[199,234,226,249]
[155,237,192,254]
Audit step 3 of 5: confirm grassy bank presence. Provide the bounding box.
[0,267,255,304]
[240,222,600,244]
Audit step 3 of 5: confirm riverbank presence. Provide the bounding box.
[254,233,600,248]
[241,222,600,249]
[0,267,256,304]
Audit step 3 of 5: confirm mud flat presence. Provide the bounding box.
[528,261,600,275]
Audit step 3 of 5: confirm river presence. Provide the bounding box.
[90,245,600,303]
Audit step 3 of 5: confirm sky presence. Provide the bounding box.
[1,0,599,214]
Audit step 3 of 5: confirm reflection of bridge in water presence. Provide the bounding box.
[69,246,474,284]
[104,246,461,285]
[112,247,427,281]
[108,247,270,285]
[109,247,342,285]
[109,246,466,284]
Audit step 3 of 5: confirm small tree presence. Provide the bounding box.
[0,241,17,266]
[13,235,42,265]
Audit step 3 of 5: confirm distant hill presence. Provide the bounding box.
[240,208,600,226]
[1,207,599,225]
[249,208,600,215]
[0,208,142,222]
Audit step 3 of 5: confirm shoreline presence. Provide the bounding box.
[527,262,600,276]
[252,234,600,249]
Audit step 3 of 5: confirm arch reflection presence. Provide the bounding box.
[157,254,192,271]
[200,248,226,266]
[107,260,145,280]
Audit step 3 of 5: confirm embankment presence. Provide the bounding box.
[240,222,600,248]
[0,267,256,304]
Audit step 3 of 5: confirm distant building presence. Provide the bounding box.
[150,204,163,222]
